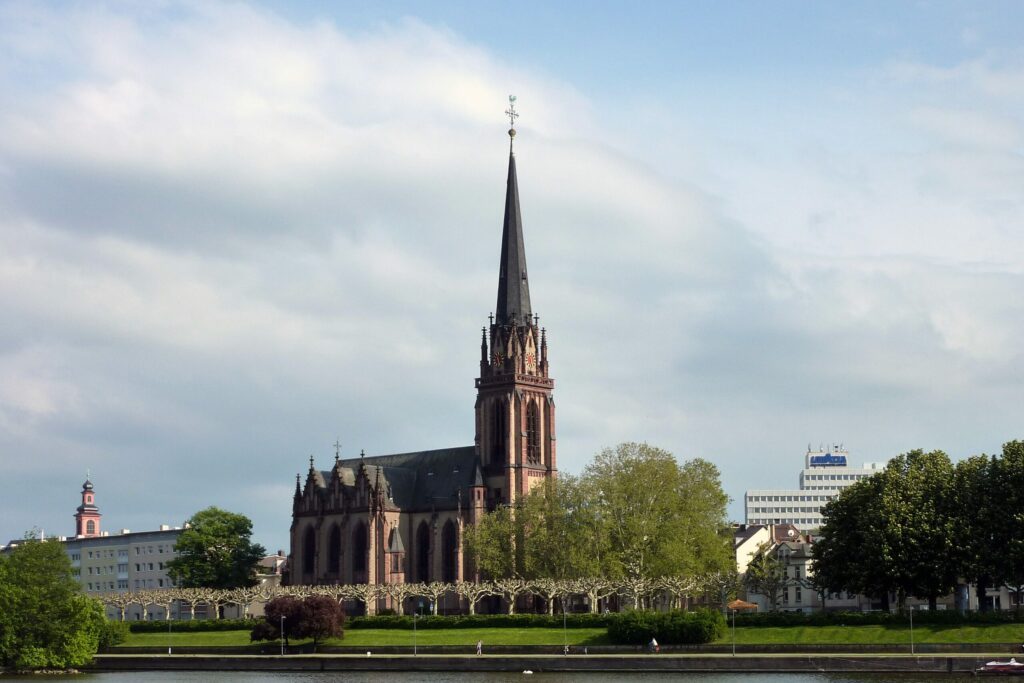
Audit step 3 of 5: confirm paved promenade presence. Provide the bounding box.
[92,652,1005,674]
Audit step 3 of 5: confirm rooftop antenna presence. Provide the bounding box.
[505,95,519,151]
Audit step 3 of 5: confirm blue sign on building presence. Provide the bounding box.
[809,453,847,467]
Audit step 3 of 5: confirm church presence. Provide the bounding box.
[289,108,557,592]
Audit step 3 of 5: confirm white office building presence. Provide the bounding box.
[744,445,885,530]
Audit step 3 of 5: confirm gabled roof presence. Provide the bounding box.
[318,446,477,511]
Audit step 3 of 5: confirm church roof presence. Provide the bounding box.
[494,150,532,327]
[322,446,477,511]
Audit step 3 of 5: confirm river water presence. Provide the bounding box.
[0,673,979,682]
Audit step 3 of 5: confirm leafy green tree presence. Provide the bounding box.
[992,440,1024,613]
[814,449,958,611]
[953,454,998,611]
[520,475,607,580]
[582,442,731,582]
[674,458,733,576]
[463,505,517,578]
[813,473,894,609]
[0,538,106,669]
[166,507,266,589]
[744,543,787,610]
[878,450,957,609]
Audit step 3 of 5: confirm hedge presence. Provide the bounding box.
[128,618,253,633]
[732,609,1024,628]
[347,613,611,630]
[606,610,725,645]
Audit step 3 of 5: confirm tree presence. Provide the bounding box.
[991,440,1024,613]
[953,454,998,611]
[296,595,344,650]
[463,505,517,578]
[251,595,304,647]
[0,538,106,670]
[166,507,266,589]
[744,543,787,610]
[877,450,958,610]
[813,449,958,611]
[582,442,731,583]
[519,475,607,581]
[251,595,343,651]
[813,474,893,609]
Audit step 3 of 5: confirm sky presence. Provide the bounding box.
[1,1,1022,553]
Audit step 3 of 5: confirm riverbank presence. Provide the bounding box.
[90,653,1006,675]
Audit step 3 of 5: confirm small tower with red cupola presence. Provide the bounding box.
[74,478,102,538]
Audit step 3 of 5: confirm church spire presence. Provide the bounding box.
[495,95,532,327]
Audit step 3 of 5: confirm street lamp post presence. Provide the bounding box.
[563,597,568,656]
[909,607,914,655]
[280,615,286,656]
[731,609,736,656]
[168,609,172,656]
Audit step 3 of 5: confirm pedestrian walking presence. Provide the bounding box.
[476,640,483,656]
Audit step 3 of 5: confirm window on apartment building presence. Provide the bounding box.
[148,563,154,570]
[118,563,128,573]
[118,580,128,589]
[795,586,802,603]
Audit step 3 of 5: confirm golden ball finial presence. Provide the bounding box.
[508,128,516,138]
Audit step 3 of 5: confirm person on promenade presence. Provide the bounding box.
[476,640,483,656]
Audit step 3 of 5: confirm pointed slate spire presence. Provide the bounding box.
[495,133,532,327]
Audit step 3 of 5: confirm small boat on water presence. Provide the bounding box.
[976,658,1024,676]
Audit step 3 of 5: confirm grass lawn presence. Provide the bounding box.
[120,627,610,648]
[119,623,1024,648]
[716,623,1024,645]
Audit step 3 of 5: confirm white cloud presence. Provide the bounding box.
[0,3,1021,549]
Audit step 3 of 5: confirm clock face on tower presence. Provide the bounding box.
[525,352,536,371]
[492,352,503,365]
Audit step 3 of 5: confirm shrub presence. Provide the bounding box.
[97,620,129,649]
[347,613,610,630]
[731,609,1023,628]
[606,610,725,645]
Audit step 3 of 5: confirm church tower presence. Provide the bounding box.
[475,99,556,505]
[74,478,102,538]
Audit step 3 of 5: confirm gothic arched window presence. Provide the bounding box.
[415,521,431,583]
[327,524,341,575]
[491,400,506,461]
[441,520,458,583]
[352,523,367,583]
[302,526,316,577]
[526,401,541,464]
